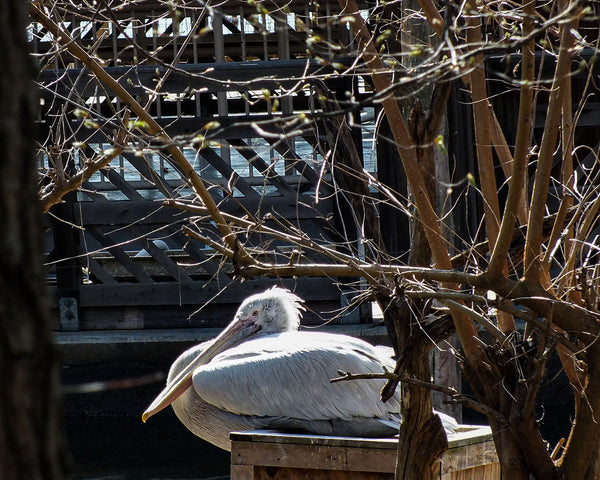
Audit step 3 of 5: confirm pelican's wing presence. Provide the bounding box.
[192,331,400,422]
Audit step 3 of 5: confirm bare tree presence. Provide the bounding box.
[32,0,600,478]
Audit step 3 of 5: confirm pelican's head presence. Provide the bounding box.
[234,286,305,335]
[142,286,305,423]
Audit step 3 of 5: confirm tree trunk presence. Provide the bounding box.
[0,2,66,479]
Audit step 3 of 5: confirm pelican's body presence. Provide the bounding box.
[143,287,458,451]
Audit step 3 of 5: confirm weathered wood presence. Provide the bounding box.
[85,257,119,285]
[232,440,397,473]
[231,465,256,480]
[253,467,392,480]
[441,439,499,475]
[136,236,195,284]
[38,60,348,98]
[75,197,329,226]
[227,138,296,195]
[73,277,340,308]
[230,427,500,480]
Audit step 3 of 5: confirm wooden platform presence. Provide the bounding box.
[230,426,500,480]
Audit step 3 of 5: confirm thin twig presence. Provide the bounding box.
[331,370,507,423]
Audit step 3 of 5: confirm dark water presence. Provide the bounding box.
[62,363,231,480]
[65,415,230,480]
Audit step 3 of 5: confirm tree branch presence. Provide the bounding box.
[338,0,482,360]
[331,370,507,423]
[40,111,130,213]
[523,5,580,284]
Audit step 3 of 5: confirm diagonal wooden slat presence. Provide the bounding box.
[227,138,295,195]
[268,137,324,189]
[101,168,145,200]
[198,147,260,197]
[172,230,229,280]
[81,180,110,201]
[137,236,194,283]
[86,256,119,284]
[86,226,154,283]
[121,151,177,198]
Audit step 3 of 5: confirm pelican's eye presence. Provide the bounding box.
[251,309,259,317]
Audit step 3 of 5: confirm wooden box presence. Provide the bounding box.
[230,425,500,480]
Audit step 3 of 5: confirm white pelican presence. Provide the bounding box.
[142,286,458,451]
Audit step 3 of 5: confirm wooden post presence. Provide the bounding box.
[49,151,82,331]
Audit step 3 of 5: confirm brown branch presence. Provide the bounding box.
[556,190,600,295]
[487,0,536,279]
[182,225,235,258]
[560,343,600,478]
[524,6,580,284]
[415,0,444,38]
[331,370,507,423]
[41,111,130,213]
[237,260,600,337]
[338,0,482,360]
[465,11,502,252]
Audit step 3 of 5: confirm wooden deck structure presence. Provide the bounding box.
[34,0,374,332]
[230,426,500,480]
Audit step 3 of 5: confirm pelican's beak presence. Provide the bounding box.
[141,316,260,422]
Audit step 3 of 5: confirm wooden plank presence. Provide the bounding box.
[86,256,118,285]
[230,465,255,480]
[38,59,348,97]
[76,200,189,226]
[231,432,397,450]
[77,277,340,308]
[38,28,318,64]
[77,196,330,226]
[37,115,322,144]
[74,296,341,330]
[138,239,194,283]
[227,138,295,195]
[441,440,498,475]
[81,180,110,202]
[198,146,259,197]
[445,463,501,480]
[253,466,393,480]
[173,231,229,280]
[101,168,145,200]
[232,440,397,473]
[121,151,177,198]
[268,137,323,188]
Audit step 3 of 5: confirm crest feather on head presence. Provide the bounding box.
[238,286,305,332]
